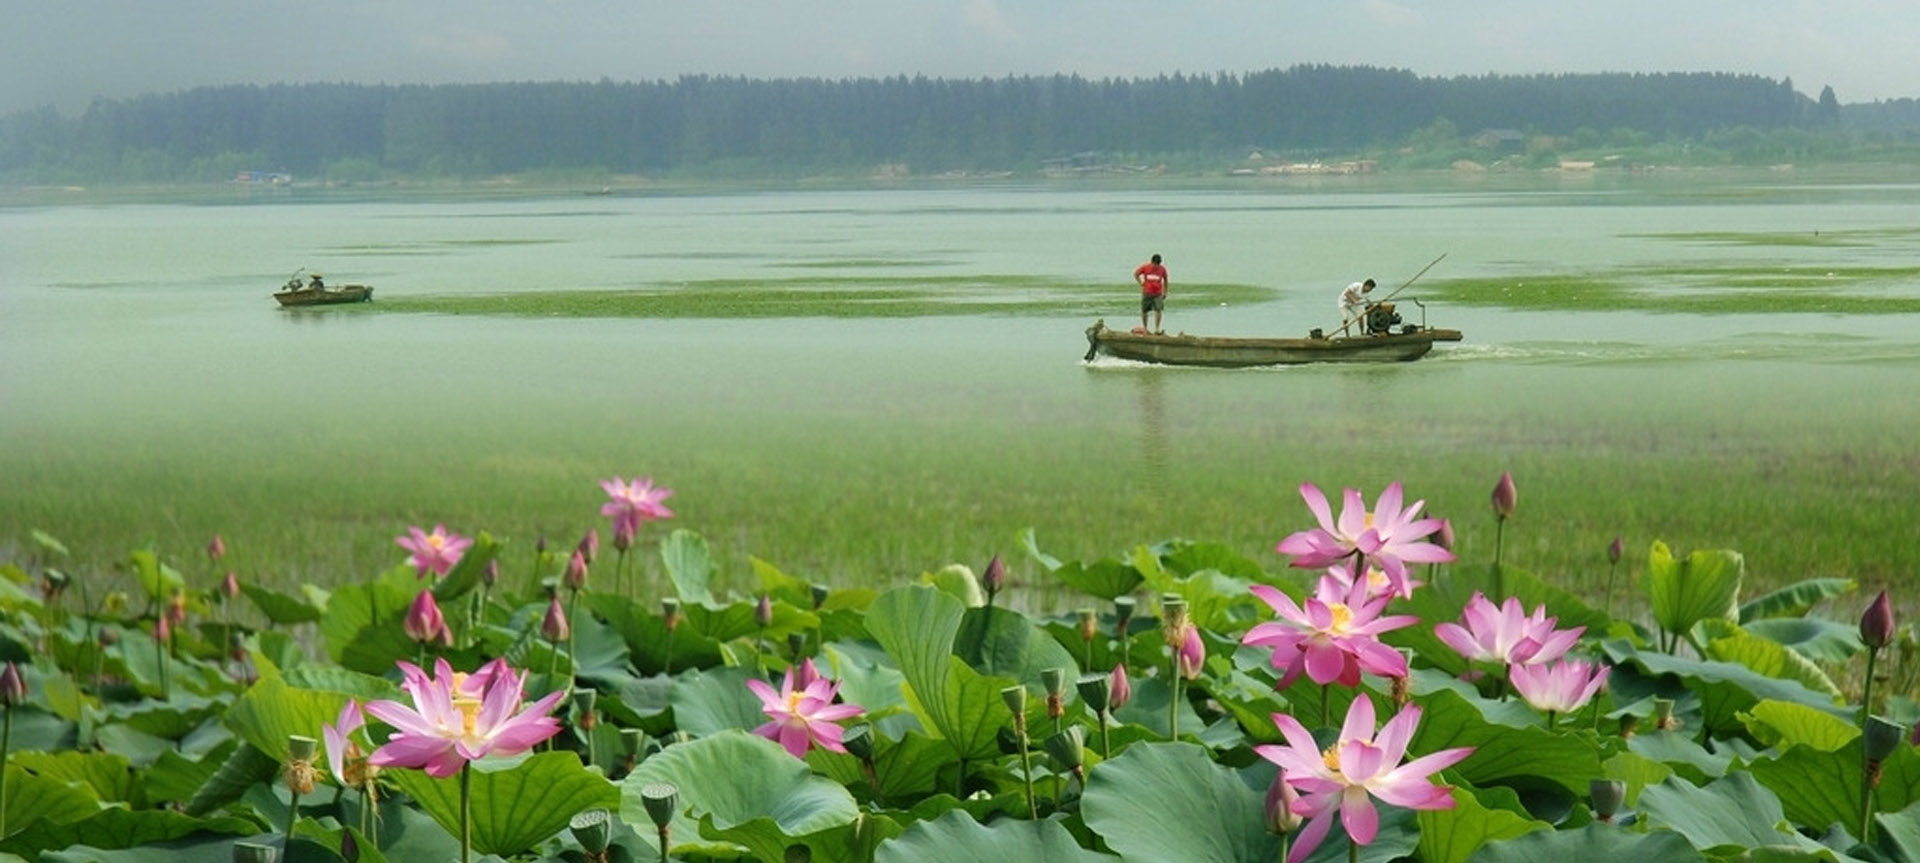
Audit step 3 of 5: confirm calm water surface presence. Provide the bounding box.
[5,176,1920,588]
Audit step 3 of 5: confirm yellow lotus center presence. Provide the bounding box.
[1325,603,1354,633]
[1363,512,1376,530]
[1321,743,1343,772]
[785,690,805,713]
[1366,569,1389,590]
[428,535,447,550]
[453,695,482,737]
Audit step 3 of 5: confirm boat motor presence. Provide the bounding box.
[1365,302,1401,335]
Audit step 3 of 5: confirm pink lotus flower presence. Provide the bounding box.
[1509,658,1610,717]
[1326,560,1421,602]
[600,476,674,535]
[1108,664,1133,711]
[396,524,472,579]
[1433,592,1584,667]
[1243,575,1417,688]
[1176,624,1206,680]
[1257,697,1474,863]
[1275,483,1454,588]
[365,658,565,778]
[404,589,453,647]
[323,700,373,788]
[746,670,865,759]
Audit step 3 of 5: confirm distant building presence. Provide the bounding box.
[234,171,292,185]
[1471,129,1526,152]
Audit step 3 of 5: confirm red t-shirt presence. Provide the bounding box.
[1135,262,1168,296]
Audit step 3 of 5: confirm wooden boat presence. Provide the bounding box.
[1083,319,1462,367]
[274,281,373,307]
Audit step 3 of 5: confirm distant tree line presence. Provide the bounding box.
[1,66,1914,183]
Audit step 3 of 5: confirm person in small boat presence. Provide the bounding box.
[1340,278,1375,334]
[1134,253,1168,335]
[307,274,325,291]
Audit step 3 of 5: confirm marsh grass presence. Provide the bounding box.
[373,276,1274,318]
[1431,263,1920,314]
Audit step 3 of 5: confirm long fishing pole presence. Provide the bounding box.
[1331,253,1447,337]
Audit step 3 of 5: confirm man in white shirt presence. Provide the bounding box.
[1340,278,1375,334]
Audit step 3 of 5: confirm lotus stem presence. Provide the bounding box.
[460,762,473,863]
[2,704,12,838]
[1861,647,1880,843]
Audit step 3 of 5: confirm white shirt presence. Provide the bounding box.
[1340,281,1371,309]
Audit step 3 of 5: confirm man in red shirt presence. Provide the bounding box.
[1134,253,1168,334]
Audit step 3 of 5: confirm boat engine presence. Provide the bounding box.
[1365,302,1401,335]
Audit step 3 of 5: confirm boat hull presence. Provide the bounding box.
[1084,320,1461,367]
[274,285,373,307]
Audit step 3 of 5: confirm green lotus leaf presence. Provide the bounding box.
[1465,823,1709,863]
[622,730,859,862]
[1747,739,1920,836]
[428,531,499,604]
[1626,730,1730,782]
[182,741,278,817]
[1080,741,1280,863]
[924,564,986,608]
[1600,749,1675,808]
[291,819,394,863]
[1417,787,1548,863]
[1741,617,1864,665]
[240,582,322,625]
[866,585,1013,761]
[1875,802,1920,863]
[1406,687,1601,796]
[0,765,101,841]
[127,549,185,604]
[1639,772,1834,856]
[317,579,418,675]
[9,751,138,806]
[1703,623,1841,698]
[667,666,766,737]
[223,671,346,762]
[661,528,716,606]
[1604,639,1848,736]
[812,728,955,802]
[876,810,1114,862]
[1740,699,1860,752]
[586,592,725,676]
[1646,541,1742,638]
[1738,577,1854,622]
[143,741,234,807]
[955,605,1079,682]
[280,662,404,703]
[0,807,254,857]
[387,751,620,857]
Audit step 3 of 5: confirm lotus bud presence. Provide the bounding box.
[1618,713,1640,739]
[569,808,613,855]
[790,657,819,690]
[233,841,279,863]
[564,550,589,592]
[1862,589,1895,650]
[1076,608,1098,644]
[1176,625,1205,681]
[97,626,119,647]
[404,589,450,646]
[612,519,636,553]
[221,571,240,600]
[785,846,813,863]
[1042,667,1067,720]
[1043,725,1085,771]
[662,597,681,631]
[810,583,830,609]
[40,569,69,603]
[482,559,499,588]
[1491,471,1517,520]
[339,829,360,863]
[841,723,875,762]
[1108,664,1133,711]
[1589,778,1626,822]
[755,593,774,628]
[982,554,1007,599]
[542,594,570,643]
[535,534,548,554]
[208,534,227,561]
[1866,716,1905,764]
[1607,535,1624,565]
[166,590,189,626]
[0,661,26,707]
[640,781,679,828]
[577,529,599,565]
[1076,672,1112,715]
[1113,596,1136,636]
[1912,720,1920,748]
[1434,518,1455,552]
[1265,773,1303,834]
[786,631,806,660]
[155,613,172,645]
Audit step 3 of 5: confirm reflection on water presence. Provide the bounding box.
[1132,369,1169,478]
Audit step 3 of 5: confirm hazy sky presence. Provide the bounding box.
[6,0,1917,116]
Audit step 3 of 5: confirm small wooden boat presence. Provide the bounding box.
[274,279,373,307]
[1083,319,1462,367]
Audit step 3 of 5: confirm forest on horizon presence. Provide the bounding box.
[6,65,1920,184]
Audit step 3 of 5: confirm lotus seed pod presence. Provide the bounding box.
[232,841,279,863]
[810,582,830,609]
[1077,608,1098,642]
[785,844,813,863]
[569,808,614,854]
[286,735,318,762]
[1043,725,1085,770]
[1113,596,1136,629]
[841,723,875,762]
[1000,684,1028,715]
[1866,716,1906,763]
[1589,778,1627,820]
[640,781,679,828]
[1076,672,1111,715]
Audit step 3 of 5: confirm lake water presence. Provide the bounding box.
[6,173,1920,594]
